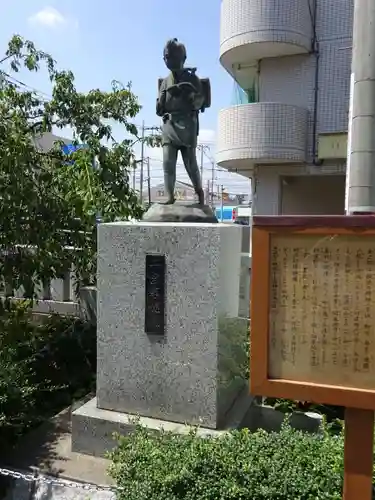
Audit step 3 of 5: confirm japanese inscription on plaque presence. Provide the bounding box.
[145,254,166,335]
[269,234,375,389]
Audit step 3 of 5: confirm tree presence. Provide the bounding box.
[0,35,159,294]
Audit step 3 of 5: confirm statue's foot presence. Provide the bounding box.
[162,197,175,205]
[197,189,205,206]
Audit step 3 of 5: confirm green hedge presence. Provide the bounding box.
[108,420,367,500]
[0,300,96,449]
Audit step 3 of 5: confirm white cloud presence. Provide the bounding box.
[28,7,76,29]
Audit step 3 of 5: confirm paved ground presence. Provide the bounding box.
[4,479,115,500]
[3,402,113,486]
[0,398,115,499]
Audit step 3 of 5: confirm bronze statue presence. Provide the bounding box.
[156,38,210,205]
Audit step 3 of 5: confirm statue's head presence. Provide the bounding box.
[163,38,186,71]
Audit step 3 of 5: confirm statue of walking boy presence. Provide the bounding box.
[156,38,211,205]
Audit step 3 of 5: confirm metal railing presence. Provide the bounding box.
[0,240,91,318]
[0,465,117,498]
[4,266,80,317]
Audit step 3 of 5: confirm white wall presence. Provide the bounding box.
[253,165,346,215]
[281,175,345,215]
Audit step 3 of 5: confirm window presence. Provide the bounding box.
[246,84,257,103]
[230,70,259,105]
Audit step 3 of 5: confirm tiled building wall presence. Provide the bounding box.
[255,0,353,215]
[260,0,353,146]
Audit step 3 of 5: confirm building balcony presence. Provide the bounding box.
[216,103,308,172]
[220,0,312,86]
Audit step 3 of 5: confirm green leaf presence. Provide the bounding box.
[0,34,144,291]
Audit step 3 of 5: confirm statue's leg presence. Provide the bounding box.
[180,146,205,205]
[163,144,178,204]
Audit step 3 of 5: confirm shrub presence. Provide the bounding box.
[108,420,350,500]
[0,300,96,448]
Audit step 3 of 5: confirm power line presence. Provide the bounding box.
[0,73,164,135]
[147,156,243,171]
[1,73,218,154]
[1,72,52,101]
[1,71,249,191]
[146,157,250,184]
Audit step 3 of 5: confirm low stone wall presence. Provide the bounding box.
[242,402,323,434]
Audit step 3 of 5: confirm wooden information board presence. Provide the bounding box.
[251,215,375,408]
[270,233,375,388]
[250,215,375,500]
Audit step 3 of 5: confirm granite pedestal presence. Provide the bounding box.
[72,222,251,457]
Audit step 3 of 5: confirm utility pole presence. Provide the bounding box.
[146,157,151,205]
[140,121,145,203]
[200,145,204,186]
[211,161,215,206]
[197,144,210,188]
[138,122,161,204]
[343,4,375,500]
[205,179,210,204]
[132,159,136,191]
[220,185,224,222]
[345,0,375,214]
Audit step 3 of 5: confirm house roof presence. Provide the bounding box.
[175,180,195,189]
[146,181,196,194]
[33,132,72,152]
[150,180,195,191]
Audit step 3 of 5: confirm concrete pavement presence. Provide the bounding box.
[1,397,115,499]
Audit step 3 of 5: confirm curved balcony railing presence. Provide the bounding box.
[220,0,312,77]
[216,102,308,171]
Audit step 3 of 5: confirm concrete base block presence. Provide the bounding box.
[72,390,254,458]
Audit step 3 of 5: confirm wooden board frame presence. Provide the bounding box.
[250,215,375,410]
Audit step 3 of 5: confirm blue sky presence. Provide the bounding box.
[0,1,249,195]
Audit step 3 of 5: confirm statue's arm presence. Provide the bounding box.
[156,80,167,117]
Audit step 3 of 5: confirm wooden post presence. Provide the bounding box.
[343,408,374,500]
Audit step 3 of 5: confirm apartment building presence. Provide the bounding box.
[217,0,354,215]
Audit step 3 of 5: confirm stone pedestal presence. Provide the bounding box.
[72,222,251,457]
